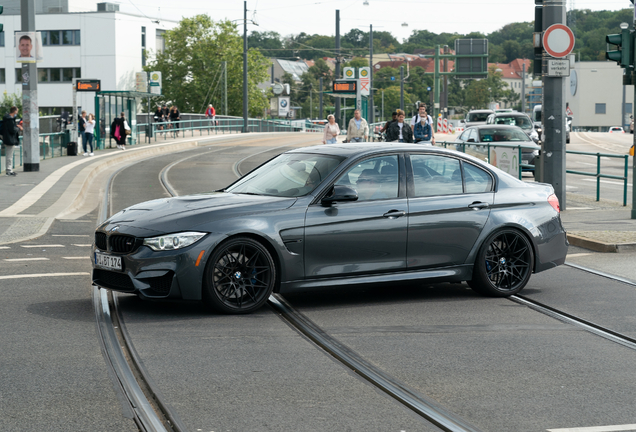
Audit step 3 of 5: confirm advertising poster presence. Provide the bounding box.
[489,147,519,178]
[16,31,43,63]
[278,96,290,117]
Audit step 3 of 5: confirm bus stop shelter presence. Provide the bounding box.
[94,90,158,149]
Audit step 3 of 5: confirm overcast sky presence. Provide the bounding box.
[120,0,632,43]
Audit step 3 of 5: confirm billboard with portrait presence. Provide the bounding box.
[16,31,43,63]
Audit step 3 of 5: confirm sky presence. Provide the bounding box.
[119,0,633,43]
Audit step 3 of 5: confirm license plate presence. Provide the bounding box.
[95,252,122,271]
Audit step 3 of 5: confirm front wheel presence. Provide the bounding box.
[203,237,276,314]
[469,229,534,297]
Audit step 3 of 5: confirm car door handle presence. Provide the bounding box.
[383,210,406,219]
[468,202,489,210]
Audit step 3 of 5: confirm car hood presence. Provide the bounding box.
[99,192,297,237]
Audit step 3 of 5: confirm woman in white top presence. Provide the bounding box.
[322,114,340,144]
[83,113,96,156]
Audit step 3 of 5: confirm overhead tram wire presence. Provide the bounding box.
[199,64,224,113]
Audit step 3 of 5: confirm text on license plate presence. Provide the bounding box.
[95,252,122,271]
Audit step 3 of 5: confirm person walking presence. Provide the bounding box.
[386,109,413,143]
[413,115,433,145]
[322,114,340,144]
[411,103,435,145]
[2,106,22,176]
[110,112,129,150]
[205,104,217,126]
[346,109,369,143]
[154,105,165,133]
[84,113,95,156]
[78,110,87,154]
[169,105,181,137]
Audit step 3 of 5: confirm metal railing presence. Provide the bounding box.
[1,132,69,172]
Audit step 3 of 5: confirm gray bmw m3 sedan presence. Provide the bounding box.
[92,143,568,314]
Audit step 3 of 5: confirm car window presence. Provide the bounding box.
[486,115,494,124]
[468,112,491,122]
[335,155,399,201]
[410,155,462,197]
[494,115,532,129]
[479,128,532,142]
[463,162,493,193]
[468,129,478,142]
[458,130,470,141]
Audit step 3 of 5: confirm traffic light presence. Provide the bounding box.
[0,6,4,32]
[606,26,633,68]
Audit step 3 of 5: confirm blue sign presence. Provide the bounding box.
[390,76,395,81]
[427,86,431,91]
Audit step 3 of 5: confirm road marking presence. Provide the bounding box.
[566,207,594,210]
[52,234,90,237]
[0,272,90,280]
[4,258,50,262]
[62,256,90,260]
[72,244,92,247]
[566,253,593,258]
[581,178,632,187]
[0,246,10,250]
[547,424,636,432]
[21,244,65,248]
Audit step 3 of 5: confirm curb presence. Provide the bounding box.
[567,233,636,253]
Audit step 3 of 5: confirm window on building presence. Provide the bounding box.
[38,69,49,82]
[15,68,21,83]
[41,30,80,46]
[62,68,74,82]
[49,31,60,45]
[50,68,61,81]
[627,103,633,114]
[595,103,606,115]
[37,68,81,83]
[75,68,81,78]
[62,30,74,45]
[156,29,166,54]
[0,69,5,84]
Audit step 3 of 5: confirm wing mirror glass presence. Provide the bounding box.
[321,185,358,205]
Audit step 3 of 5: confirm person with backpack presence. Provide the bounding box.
[2,106,22,176]
[110,112,129,150]
[411,103,435,145]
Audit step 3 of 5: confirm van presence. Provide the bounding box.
[532,105,541,129]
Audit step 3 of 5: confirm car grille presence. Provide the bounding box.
[110,235,137,253]
[95,232,107,250]
[93,269,135,292]
[140,271,175,296]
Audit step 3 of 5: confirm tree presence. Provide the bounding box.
[0,92,22,117]
[145,15,270,117]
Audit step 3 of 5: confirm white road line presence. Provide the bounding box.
[581,178,632,187]
[52,234,90,237]
[566,253,593,258]
[0,272,90,280]
[62,257,90,260]
[4,258,50,262]
[547,424,636,432]
[565,207,594,210]
[72,244,92,247]
[0,246,10,250]
[21,244,65,248]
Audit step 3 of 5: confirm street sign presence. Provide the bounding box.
[135,72,147,92]
[333,80,358,94]
[566,106,573,116]
[547,59,570,77]
[76,79,100,92]
[359,67,370,96]
[542,24,575,58]
[390,76,395,81]
[149,71,161,95]
[343,67,355,78]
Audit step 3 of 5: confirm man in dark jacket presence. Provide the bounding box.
[3,106,22,176]
[386,110,413,143]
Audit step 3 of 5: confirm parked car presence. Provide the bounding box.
[609,126,625,133]
[92,143,567,314]
[454,124,540,175]
[485,112,539,143]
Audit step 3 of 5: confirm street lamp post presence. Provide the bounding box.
[243,1,248,133]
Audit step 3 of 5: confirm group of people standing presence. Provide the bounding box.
[322,103,434,145]
[153,105,182,136]
[78,111,96,156]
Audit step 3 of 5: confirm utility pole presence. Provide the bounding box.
[540,0,567,210]
[224,61,228,116]
[319,77,323,119]
[21,0,39,171]
[335,10,341,127]
[400,66,404,110]
[242,1,248,133]
[369,24,374,125]
[521,63,526,113]
[310,83,313,119]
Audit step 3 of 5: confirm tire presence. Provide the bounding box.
[203,237,276,314]
[469,229,534,297]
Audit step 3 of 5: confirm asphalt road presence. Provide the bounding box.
[2,133,636,432]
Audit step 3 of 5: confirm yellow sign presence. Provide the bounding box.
[360,69,368,77]
[345,69,354,77]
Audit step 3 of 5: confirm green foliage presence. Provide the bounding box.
[145,15,270,117]
[0,92,22,118]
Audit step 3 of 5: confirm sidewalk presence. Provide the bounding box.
[1,135,636,252]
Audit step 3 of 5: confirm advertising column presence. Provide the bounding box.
[20,0,41,171]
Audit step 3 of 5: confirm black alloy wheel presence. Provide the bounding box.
[203,237,276,314]
[469,229,534,297]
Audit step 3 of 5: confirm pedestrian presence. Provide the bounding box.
[84,113,95,156]
[169,105,181,137]
[413,115,433,145]
[386,109,413,143]
[153,105,165,132]
[411,103,435,145]
[2,106,22,176]
[346,109,369,143]
[205,104,217,126]
[380,112,398,134]
[78,110,87,154]
[322,114,340,144]
[110,112,130,150]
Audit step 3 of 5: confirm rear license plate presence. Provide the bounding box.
[95,252,122,271]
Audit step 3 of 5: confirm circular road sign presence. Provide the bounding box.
[543,24,575,58]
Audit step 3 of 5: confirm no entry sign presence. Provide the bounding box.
[543,24,575,58]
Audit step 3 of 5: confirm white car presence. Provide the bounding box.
[609,126,624,133]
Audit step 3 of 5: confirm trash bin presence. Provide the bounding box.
[67,141,78,156]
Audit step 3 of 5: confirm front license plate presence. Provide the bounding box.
[95,252,122,271]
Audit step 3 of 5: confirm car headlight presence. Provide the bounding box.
[143,232,207,251]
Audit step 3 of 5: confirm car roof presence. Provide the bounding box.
[287,143,480,159]
[468,109,494,113]
[490,112,530,117]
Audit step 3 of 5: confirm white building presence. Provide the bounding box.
[0,0,177,115]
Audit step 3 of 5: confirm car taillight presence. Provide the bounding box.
[548,193,560,213]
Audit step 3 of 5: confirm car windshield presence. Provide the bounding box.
[226,152,345,197]
[479,128,532,142]
[492,116,532,129]
[468,112,490,122]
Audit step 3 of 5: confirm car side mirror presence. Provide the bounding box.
[467,138,476,143]
[321,185,358,206]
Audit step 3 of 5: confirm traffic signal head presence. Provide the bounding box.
[606,26,633,68]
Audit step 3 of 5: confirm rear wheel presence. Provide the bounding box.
[203,237,276,314]
[469,229,533,297]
